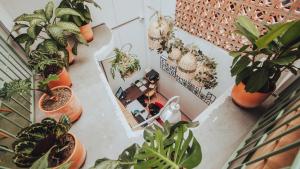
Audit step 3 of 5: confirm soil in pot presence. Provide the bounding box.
[41,88,71,111]
[48,134,75,167]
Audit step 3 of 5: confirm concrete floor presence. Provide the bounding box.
[33,25,260,169]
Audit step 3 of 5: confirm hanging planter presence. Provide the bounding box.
[148,12,174,53]
[192,54,218,90]
[167,38,186,67]
[111,44,141,80]
[176,46,199,81]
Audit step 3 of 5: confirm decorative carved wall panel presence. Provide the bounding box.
[175,0,300,51]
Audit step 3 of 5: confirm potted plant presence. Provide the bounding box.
[12,115,86,169]
[111,46,141,80]
[148,12,174,53]
[90,121,202,169]
[230,16,300,108]
[59,0,101,43]
[166,37,185,66]
[29,49,72,89]
[0,76,83,122]
[11,1,86,66]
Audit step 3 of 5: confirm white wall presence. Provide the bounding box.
[144,0,235,119]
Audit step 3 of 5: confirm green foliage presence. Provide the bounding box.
[59,0,101,26]
[37,74,59,96]
[91,121,202,169]
[12,116,71,168]
[230,16,300,93]
[111,48,141,80]
[12,0,86,65]
[30,148,72,169]
[0,79,31,100]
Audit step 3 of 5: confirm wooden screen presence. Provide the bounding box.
[175,0,300,51]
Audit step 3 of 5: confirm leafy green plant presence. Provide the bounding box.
[11,1,86,58]
[111,48,141,80]
[0,75,59,101]
[12,115,72,168]
[230,16,300,93]
[90,121,202,169]
[59,0,101,27]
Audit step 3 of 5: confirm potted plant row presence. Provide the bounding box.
[230,16,300,108]
[12,115,86,169]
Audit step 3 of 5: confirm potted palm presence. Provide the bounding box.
[59,0,101,43]
[0,77,83,122]
[90,121,202,169]
[230,16,300,108]
[11,1,86,66]
[12,115,86,169]
[111,46,141,80]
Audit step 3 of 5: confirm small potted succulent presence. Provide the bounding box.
[12,115,86,169]
[230,16,300,108]
[0,77,83,122]
[59,0,101,43]
[90,121,202,169]
[111,46,141,80]
[166,37,185,66]
[148,12,174,53]
[11,1,86,66]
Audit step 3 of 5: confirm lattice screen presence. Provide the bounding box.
[175,0,300,51]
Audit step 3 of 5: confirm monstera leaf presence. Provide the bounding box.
[91,121,202,169]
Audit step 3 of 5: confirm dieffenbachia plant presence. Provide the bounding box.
[59,0,101,27]
[230,16,300,93]
[11,1,86,58]
[12,115,71,168]
[90,121,202,169]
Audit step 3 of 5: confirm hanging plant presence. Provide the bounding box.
[111,44,141,80]
[192,54,218,90]
[148,12,174,53]
[176,45,199,81]
[166,37,187,67]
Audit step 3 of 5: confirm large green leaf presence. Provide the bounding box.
[45,1,54,21]
[280,21,300,48]
[231,56,251,76]
[12,24,28,32]
[236,16,259,38]
[55,21,80,34]
[47,25,67,46]
[235,67,252,85]
[15,34,32,44]
[30,148,52,169]
[245,68,269,92]
[256,21,295,49]
[271,55,297,65]
[55,8,84,20]
[43,39,59,54]
[14,13,46,22]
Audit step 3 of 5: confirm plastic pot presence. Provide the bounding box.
[48,67,72,89]
[39,86,83,123]
[80,23,93,43]
[231,82,272,108]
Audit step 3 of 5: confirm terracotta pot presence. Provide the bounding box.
[231,82,273,108]
[53,133,86,169]
[66,43,75,65]
[80,23,93,43]
[39,86,83,123]
[48,67,72,89]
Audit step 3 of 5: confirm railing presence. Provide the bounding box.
[0,24,35,168]
[224,77,300,169]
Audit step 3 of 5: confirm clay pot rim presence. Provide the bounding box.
[238,81,275,94]
[38,86,73,113]
[52,133,78,168]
